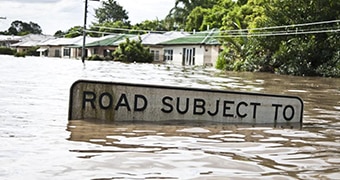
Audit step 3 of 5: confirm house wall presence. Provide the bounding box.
[88,46,116,58]
[150,47,163,62]
[47,46,62,57]
[203,45,220,67]
[166,45,205,66]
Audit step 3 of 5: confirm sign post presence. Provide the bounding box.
[69,80,303,127]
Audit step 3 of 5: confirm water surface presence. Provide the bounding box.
[0,55,339,179]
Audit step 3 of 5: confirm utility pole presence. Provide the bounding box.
[81,0,88,64]
[82,0,99,64]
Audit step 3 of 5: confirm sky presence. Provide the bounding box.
[0,0,175,35]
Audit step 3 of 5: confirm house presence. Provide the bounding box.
[115,31,189,62]
[37,36,98,58]
[10,34,54,54]
[159,28,221,66]
[84,34,136,58]
[0,35,21,48]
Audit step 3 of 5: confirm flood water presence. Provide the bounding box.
[0,55,339,179]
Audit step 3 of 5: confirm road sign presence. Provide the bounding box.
[68,80,303,126]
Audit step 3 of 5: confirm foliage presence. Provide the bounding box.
[132,19,169,33]
[242,0,340,77]
[87,54,105,61]
[65,26,83,38]
[95,0,129,24]
[166,0,218,30]
[0,47,15,55]
[14,52,26,57]
[88,21,131,37]
[25,46,40,56]
[3,20,42,35]
[53,30,65,38]
[113,37,153,63]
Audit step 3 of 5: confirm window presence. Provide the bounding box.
[93,48,98,55]
[164,49,173,61]
[55,49,60,57]
[63,48,70,57]
[182,48,195,65]
[151,50,160,61]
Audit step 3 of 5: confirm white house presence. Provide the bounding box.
[159,28,221,66]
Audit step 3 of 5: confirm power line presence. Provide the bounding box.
[220,19,340,33]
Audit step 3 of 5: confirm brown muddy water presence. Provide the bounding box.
[0,55,339,179]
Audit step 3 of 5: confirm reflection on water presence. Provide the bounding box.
[0,55,339,179]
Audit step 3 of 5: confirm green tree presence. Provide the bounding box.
[185,7,208,31]
[95,0,129,24]
[54,30,66,38]
[132,19,168,32]
[216,0,265,71]
[113,37,153,63]
[245,0,340,77]
[63,26,82,38]
[88,21,131,37]
[201,0,236,31]
[166,0,217,30]
[7,20,42,35]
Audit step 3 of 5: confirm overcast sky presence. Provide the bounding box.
[0,0,174,35]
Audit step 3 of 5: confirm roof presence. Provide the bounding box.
[10,34,54,47]
[159,28,221,45]
[0,35,21,42]
[38,36,99,46]
[114,31,190,46]
[85,34,136,47]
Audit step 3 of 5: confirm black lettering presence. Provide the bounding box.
[283,105,294,121]
[208,100,219,116]
[161,96,173,113]
[236,101,248,118]
[115,93,131,111]
[99,92,113,109]
[272,104,282,120]
[176,97,189,114]
[193,98,205,115]
[250,102,261,119]
[134,94,148,111]
[223,100,234,117]
[83,91,96,109]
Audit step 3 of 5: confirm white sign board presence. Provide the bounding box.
[69,80,303,126]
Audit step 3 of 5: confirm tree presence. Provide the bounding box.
[132,19,168,32]
[88,21,131,37]
[7,20,42,35]
[95,0,129,24]
[166,0,217,30]
[113,37,153,63]
[245,0,340,77]
[54,30,65,38]
[185,7,208,31]
[63,26,82,38]
[216,0,265,71]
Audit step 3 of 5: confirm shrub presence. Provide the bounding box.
[14,52,26,57]
[0,47,15,55]
[88,54,104,61]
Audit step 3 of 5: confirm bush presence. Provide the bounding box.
[88,54,104,61]
[14,52,26,57]
[0,47,15,55]
[25,46,40,56]
[113,37,153,63]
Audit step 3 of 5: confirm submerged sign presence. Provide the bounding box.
[68,80,303,126]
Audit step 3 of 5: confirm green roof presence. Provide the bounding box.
[85,34,135,47]
[160,28,220,45]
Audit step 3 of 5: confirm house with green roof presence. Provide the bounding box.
[159,28,221,66]
[84,34,135,58]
